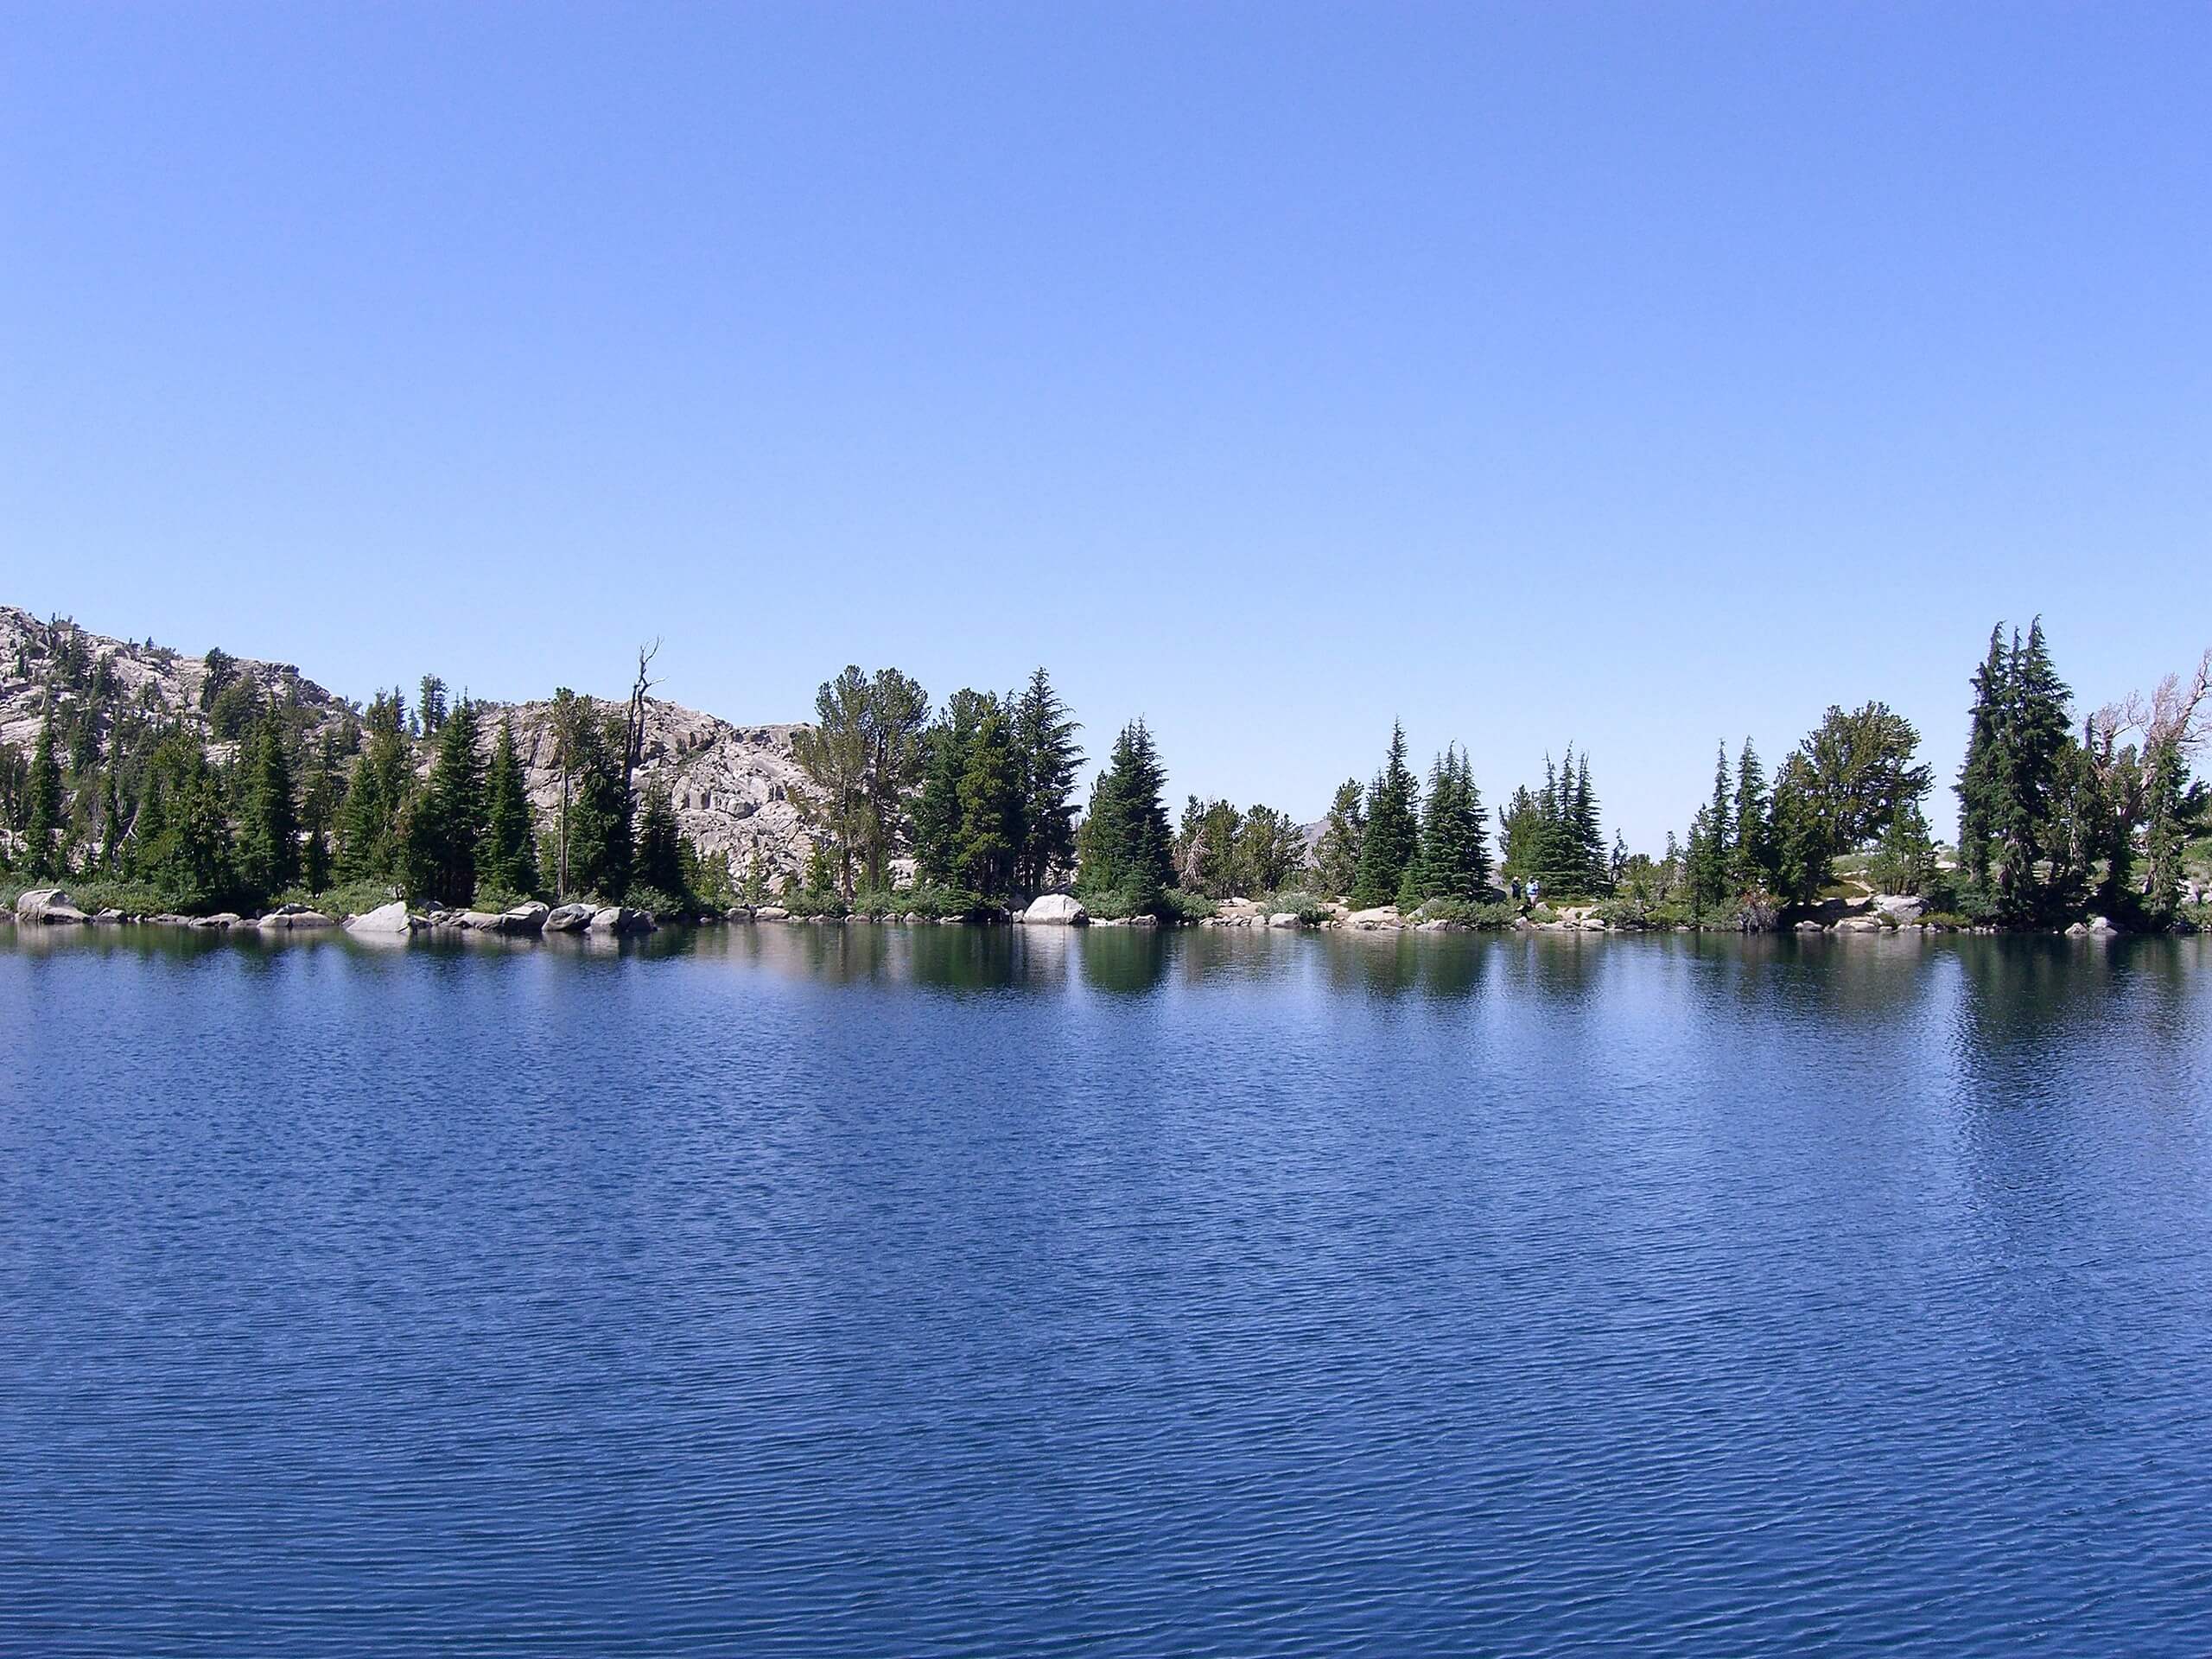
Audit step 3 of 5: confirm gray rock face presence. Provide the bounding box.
[497,901,550,935]
[543,903,594,932]
[258,908,334,930]
[1020,893,1088,925]
[1268,912,1302,928]
[1834,916,1883,933]
[191,912,242,930]
[14,888,88,925]
[1872,894,1925,921]
[753,906,791,921]
[454,911,505,931]
[345,900,416,936]
[1796,919,1826,932]
[588,906,655,935]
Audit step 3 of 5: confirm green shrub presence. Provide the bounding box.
[1407,897,1517,929]
[626,884,693,922]
[1158,887,1216,925]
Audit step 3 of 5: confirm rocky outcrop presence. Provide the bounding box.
[1344,906,1402,931]
[1,605,823,886]
[257,906,334,929]
[589,906,654,935]
[345,900,416,936]
[543,903,594,932]
[753,906,791,921]
[1268,912,1304,928]
[13,887,88,925]
[495,901,549,935]
[1020,893,1088,925]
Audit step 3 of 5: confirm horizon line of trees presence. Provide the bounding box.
[5,613,2208,930]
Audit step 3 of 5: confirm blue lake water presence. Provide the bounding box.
[4,923,2211,1656]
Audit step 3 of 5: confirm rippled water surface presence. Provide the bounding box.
[5,924,2211,1655]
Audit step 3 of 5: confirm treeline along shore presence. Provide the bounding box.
[2,603,2208,940]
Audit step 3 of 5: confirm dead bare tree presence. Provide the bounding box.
[622,639,661,798]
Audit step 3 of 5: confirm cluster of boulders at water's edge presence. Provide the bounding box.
[11,884,2183,938]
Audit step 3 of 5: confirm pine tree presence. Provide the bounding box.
[1407,747,1491,902]
[417,675,448,737]
[914,690,993,885]
[479,717,541,898]
[1075,720,1174,912]
[1955,625,2008,893]
[1350,722,1418,908]
[956,703,1021,897]
[99,769,124,873]
[1570,751,1605,893]
[551,700,632,902]
[1314,779,1366,899]
[337,690,413,887]
[1012,668,1083,896]
[23,718,61,878]
[1688,743,1733,910]
[633,779,687,901]
[1732,739,1770,891]
[236,715,301,905]
[1870,799,1936,897]
[401,696,486,905]
[1994,619,2074,919]
[1769,753,1827,906]
[131,729,237,911]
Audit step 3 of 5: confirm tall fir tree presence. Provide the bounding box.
[633,779,687,901]
[479,716,541,898]
[337,689,412,886]
[913,689,994,886]
[1407,746,1490,902]
[1349,722,1419,908]
[1075,720,1175,912]
[1955,625,2008,893]
[401,696,487,905]
[23,717,61,878]
[1012,668,1083,895]
[1732,739,1771,892]
[1993,619,2074,918]
[236,714,301,904]
[956,703,1022,898]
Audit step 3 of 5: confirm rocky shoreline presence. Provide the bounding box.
[10,885,2168,939]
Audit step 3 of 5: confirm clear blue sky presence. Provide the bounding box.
[4,3,2207,845]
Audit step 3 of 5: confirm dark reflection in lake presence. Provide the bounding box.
[3,923,2209,1656]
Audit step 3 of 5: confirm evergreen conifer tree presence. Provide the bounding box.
[913,690,992,886]
[1955,625,2008,893]
[1314,779,1366,899]
[1011,668,1083,895]
[1350,722,1418,908]
[337,690,413,887]
[1732,739,1770,891]
[1075,720,1174,912]
[633,779,687,901]
[956,704,1021,897]
[401,696,486,905]
[23,718,61,878]
[479,717,541,898]
[236,715,301,904]
[1993,619,2074,918]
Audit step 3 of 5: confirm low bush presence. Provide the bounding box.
[1158,887,1217,925]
